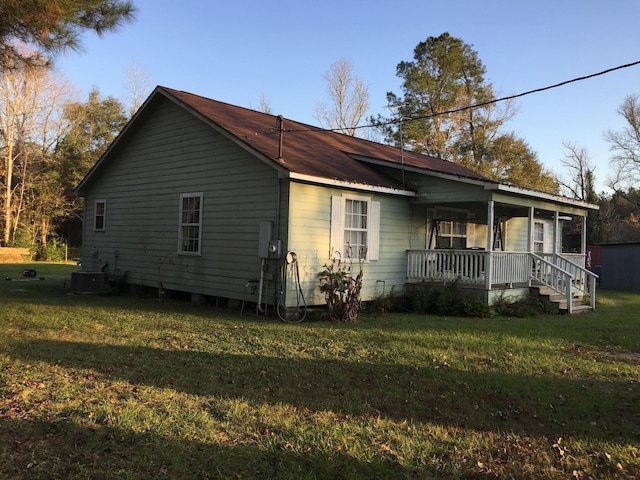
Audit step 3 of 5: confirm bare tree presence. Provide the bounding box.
[123,62,152,116]
[248,93,272,114]
[0,63,74,245]
[315,58,369,136]
[559,141,596,201]
[258,93,272,114]
[605,94,640,191]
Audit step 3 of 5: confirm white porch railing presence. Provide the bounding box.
[539,253,597,311]
[492,252,531,284]
[406,249,488,284]
[530,253,575,313]
[406,250,598,312]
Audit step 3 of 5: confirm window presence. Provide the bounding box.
[430,207,470,248]
[344,198,368,256]
[331,195,380,260]
[533,222,544,253]
[94,200,106,231]
[178,193,203,255]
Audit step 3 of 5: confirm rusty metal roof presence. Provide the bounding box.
[76,86,494,196]
[160,87,491,190]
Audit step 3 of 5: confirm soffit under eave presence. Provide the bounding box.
[491,192,590,216]
[411,187,591,217]
[409,171,595,213]
[411,180,491,204]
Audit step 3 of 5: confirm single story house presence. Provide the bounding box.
[74,86,598,314]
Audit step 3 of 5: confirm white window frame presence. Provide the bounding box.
[331,194,380,261]
[178,192,203,255]
[431,207,473,249]
[533,221,544,253]
[94,199,106,231]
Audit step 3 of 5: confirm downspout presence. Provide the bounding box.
[275,175,281,241]
[258,133,285,315]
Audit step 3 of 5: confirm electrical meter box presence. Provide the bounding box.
[269,239,282,259]
[258,221,282,259]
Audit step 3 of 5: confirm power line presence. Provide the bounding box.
[285,60,640,134]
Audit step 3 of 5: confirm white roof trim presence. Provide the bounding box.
[289,172,416,197]
[350,153,598,210]
[484,183,599,210]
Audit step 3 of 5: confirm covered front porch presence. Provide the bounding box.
[406,250,596,313]
[404,181,599,313]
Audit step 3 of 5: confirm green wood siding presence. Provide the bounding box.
[81,97,285,301]
[286,182,417,306]
[506,217,529,252]
[412,175,490,204]
[505,217,558,253]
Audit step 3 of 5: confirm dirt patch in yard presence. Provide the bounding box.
[608,351,640,363]
[573,344,640,363]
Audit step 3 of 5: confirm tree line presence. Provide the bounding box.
[0,60,134,257]
[0,0,135,258]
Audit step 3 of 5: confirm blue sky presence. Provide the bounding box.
[55,0,640,193]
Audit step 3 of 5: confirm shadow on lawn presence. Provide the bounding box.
[9,339,639,445]
[0,417,408,479]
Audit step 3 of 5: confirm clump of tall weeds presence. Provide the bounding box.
[318,246,364,322]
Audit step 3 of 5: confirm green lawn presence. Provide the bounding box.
[0,263,638,479]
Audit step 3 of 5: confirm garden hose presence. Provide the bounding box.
[277,252,307,323]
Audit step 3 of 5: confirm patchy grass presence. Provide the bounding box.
[0,263,639,479]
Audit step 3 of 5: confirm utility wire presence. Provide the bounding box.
[283,60,640,134]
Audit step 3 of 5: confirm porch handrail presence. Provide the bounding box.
[406,249,487,284]
[530,253,575,313]
[549,254,598,310]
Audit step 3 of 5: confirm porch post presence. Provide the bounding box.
[485,201,494,290]
[528,207,534,253]
[581,215,587,255]
[553,211,559,256]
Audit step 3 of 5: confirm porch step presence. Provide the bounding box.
[530,285,592,314]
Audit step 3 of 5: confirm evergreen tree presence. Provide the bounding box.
[0,0,136,69]
[382,33,514,162]
[377,32,558,193]
[55,88,128,197]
